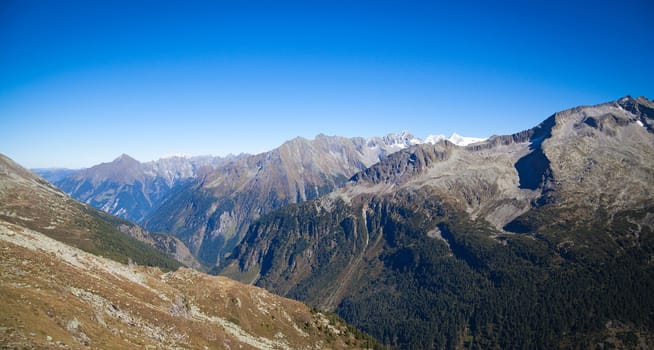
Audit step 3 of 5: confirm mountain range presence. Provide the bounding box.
[17,96,654,348]
[221,96,654,348]
[38,131,486,269]
[39,154,243,224]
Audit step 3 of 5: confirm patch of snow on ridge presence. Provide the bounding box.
[425,134,446,144]
[447,133,487,146]
[370,131,486,149]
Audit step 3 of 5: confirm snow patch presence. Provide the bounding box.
[447,133,487,146]
[369,131,486,149]
[424,134,446,144]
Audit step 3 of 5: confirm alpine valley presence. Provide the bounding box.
[15,96,654,349]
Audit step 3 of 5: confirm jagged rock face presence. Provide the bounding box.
[0,154,186,270]
[144,133,422,267]
[0,222,373,349]
[224,97,654,349]
[345,139,539,231]
[52,154,232,223]
[347,96,654,232]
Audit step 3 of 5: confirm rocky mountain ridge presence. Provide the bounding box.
[37,131,484,226]
[143,131,485,268]
[34,130,485,268]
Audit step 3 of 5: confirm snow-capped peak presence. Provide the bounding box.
[386,131,422,145]
[368,131,486,149]
[422,133,487,146]
[446,133,486,146]
[424,134,446,144]
[366,131,422,150]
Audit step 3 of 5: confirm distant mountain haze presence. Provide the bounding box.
[36,154,243,223]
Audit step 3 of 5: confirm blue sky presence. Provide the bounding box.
[1,0,653,168]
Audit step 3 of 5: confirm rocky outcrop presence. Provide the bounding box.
[349,142,455,185]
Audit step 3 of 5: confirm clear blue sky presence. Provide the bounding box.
[1,0,652,168]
